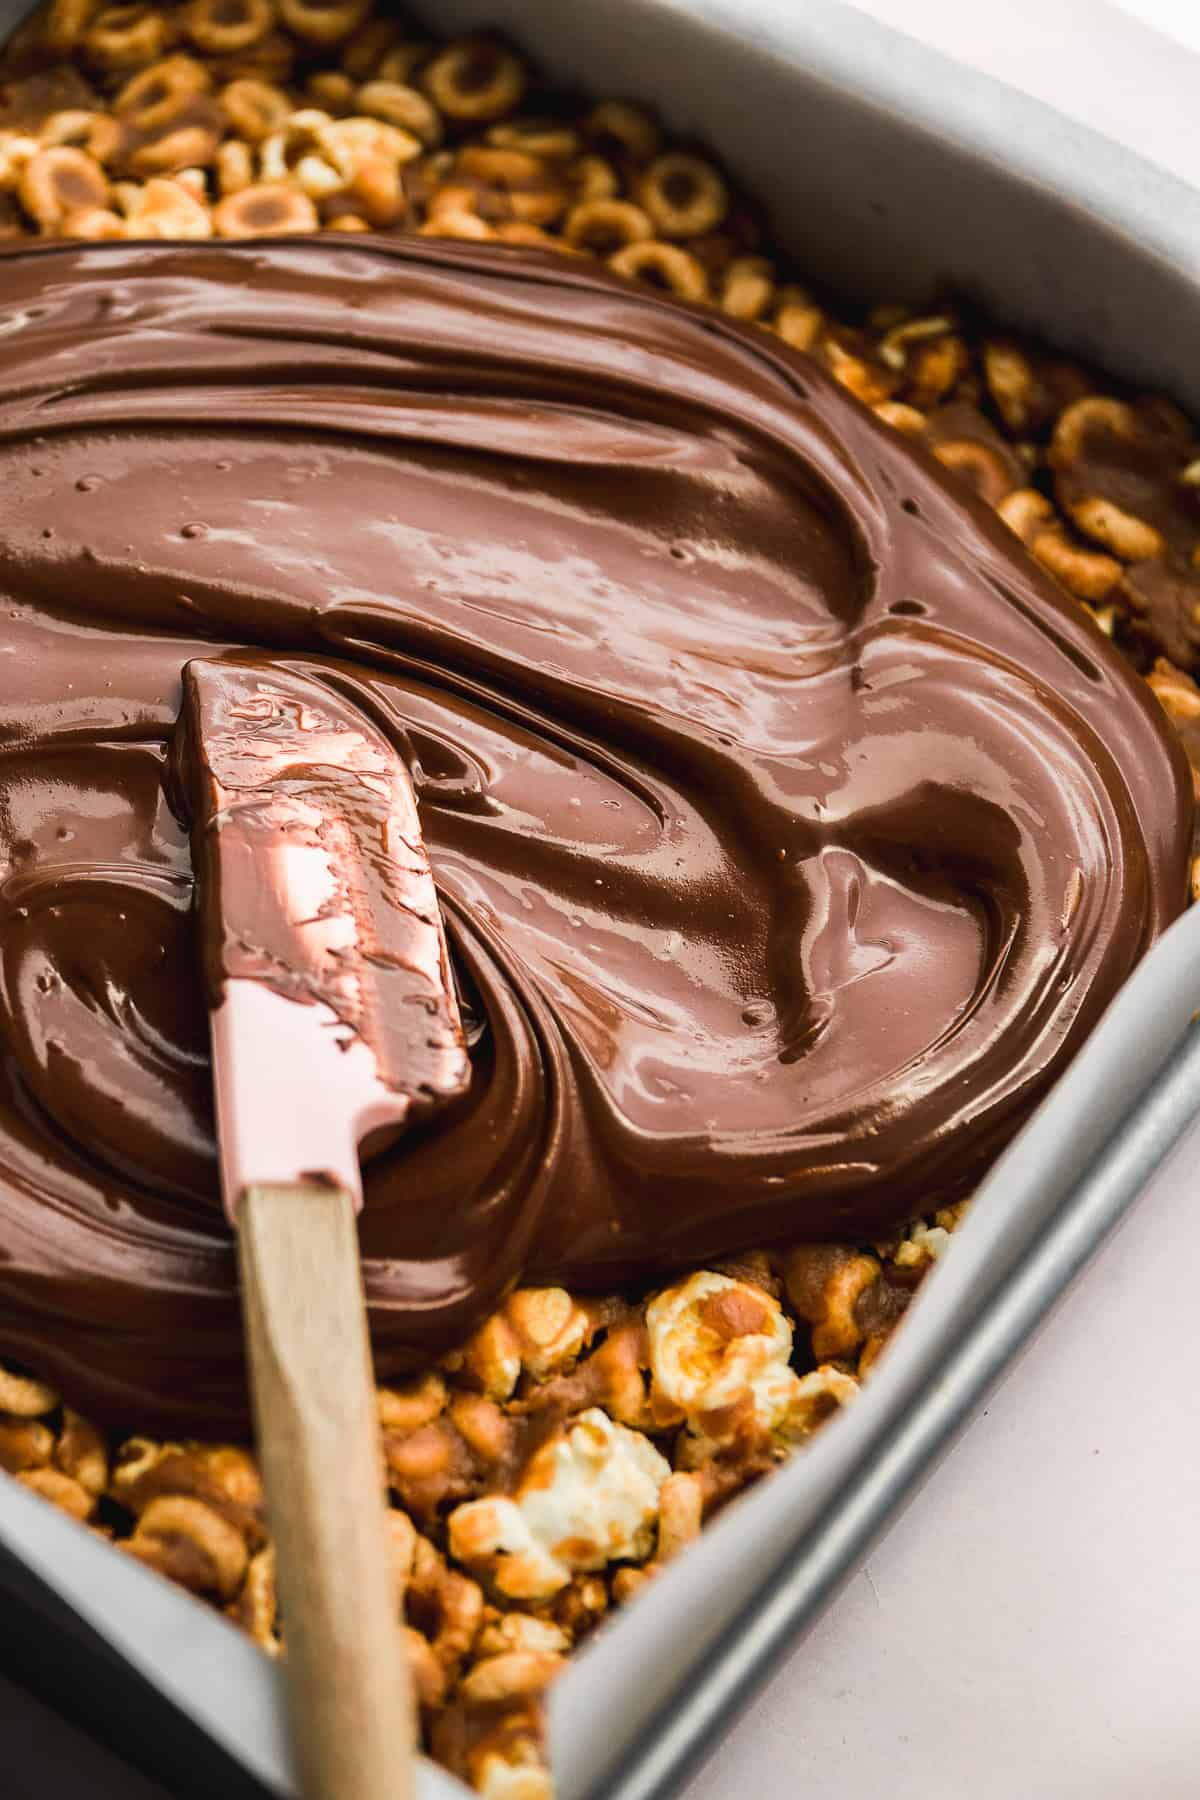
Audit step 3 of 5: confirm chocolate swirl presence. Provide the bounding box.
[0,240,1189,1430]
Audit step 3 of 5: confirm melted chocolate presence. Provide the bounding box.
[177,657,470,1213]
[0,240,1189,1430]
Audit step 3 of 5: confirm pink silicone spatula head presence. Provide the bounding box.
[177,654,469,1215]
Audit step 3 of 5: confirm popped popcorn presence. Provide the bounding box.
[892,1221,952,1269]
[448,1408,670,1600]
[477,1756,555,1800]
[647,1271,800,1437]
[779,1365,861,1442]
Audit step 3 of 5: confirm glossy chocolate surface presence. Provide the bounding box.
[0,240,1189,1429]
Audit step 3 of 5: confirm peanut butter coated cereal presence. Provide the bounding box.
[1,3,1198,1795]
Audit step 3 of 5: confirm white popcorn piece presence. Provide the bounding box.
[681,1362,860,1468]
[448,1408,671,1600]
[477,1757,554,1800]
[646,1271,799,1434]
[790,1363,859,1412]
[775,1364,860,1448]
[892,1220,951,1268]
[479,1612,570,1658]
[449,1494,563,1599]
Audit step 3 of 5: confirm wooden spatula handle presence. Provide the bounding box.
[239,1183,414,1800]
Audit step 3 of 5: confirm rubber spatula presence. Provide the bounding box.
[174,655,470,1800]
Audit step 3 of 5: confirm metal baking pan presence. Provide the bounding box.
[1,0,1199,1795]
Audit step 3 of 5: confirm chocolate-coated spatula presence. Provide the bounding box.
[176,656,470,1800]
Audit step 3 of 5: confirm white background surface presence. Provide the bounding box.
[1114,0,1200,54]
[845,0,1200,189]
[685,1127,1200,1799]
[684,5,1200,1797]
